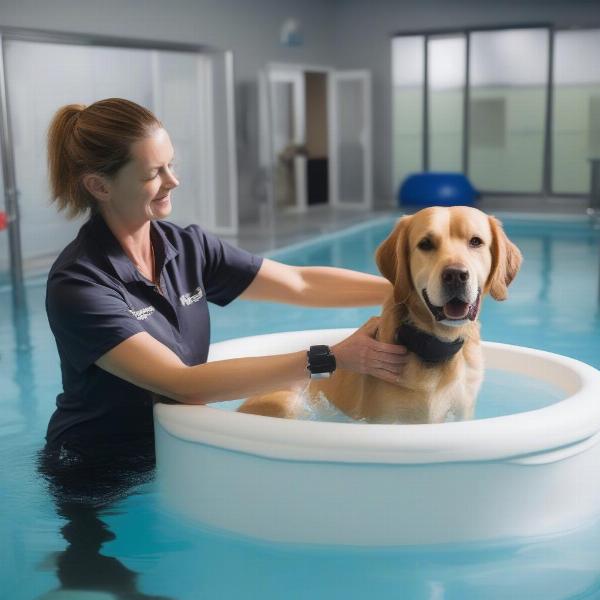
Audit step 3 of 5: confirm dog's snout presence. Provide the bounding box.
[442,266,469,287]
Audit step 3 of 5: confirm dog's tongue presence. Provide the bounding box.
[443,299,470,319]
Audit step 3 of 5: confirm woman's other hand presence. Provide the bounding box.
[331,317,408,385]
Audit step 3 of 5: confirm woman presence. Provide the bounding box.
[43,97,408,459]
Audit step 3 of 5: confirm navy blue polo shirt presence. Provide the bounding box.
[45,212,263,447]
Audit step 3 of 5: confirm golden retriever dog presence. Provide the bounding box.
[239,206,522,424]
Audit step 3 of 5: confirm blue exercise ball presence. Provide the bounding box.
[398,172,479,207]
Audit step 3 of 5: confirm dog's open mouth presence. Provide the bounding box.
[422,288,481,322]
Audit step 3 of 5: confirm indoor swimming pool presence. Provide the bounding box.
[2,213,600,599]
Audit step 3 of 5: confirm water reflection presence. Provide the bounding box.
[12,301,36,431]
[36,438,172,600]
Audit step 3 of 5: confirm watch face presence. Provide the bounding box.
[311,345,330,357]
[308,345,335,376]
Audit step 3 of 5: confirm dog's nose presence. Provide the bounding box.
[442,266,469,286]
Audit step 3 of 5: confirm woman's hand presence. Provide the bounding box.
[331,317,409,385]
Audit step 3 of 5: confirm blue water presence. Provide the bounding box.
[2,214,600,599]
[217,367,565,421]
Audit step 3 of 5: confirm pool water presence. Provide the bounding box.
[2,214,600,599]
[215,368,565,422]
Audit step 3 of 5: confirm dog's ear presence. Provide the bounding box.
[486,216,523,301]
[375,215,413,304]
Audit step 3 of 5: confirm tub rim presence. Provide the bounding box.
[154,329,600,465]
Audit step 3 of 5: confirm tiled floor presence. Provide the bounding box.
[227,205,397,254]
[228,195,592,255]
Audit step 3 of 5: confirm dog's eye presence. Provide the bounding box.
[469,237,484,248]
[417,238,434,251]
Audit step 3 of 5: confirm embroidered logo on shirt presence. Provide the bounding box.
[128,306,155,320]
[179,286,204,307]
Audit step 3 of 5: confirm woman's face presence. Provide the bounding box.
[105,127,179,225]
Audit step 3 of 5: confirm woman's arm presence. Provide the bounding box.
[238,258,392,307]
[96,331,308,404]
[96,319,407,405]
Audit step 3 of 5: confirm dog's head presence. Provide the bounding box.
[375,206,522,333]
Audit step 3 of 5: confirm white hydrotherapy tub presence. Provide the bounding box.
[154,329,600,546]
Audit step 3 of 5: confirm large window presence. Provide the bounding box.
[428,34,466,172]
[391,36,424,188]
[553,30,600,194]
[469,28,549,192]
[392,27,600,198]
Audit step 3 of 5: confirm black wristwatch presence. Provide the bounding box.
[306,345,336,379]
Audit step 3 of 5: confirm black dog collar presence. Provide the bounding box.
[394,322,464,365]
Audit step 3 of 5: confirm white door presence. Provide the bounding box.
[329,70,372,209]
[1,38,236,274]
[260,66,307,215]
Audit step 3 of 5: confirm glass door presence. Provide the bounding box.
[1,36,236,276]
[265,67,307,213]
[329,70,372,209]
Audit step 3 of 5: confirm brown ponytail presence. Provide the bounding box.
[47,98,162,218]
